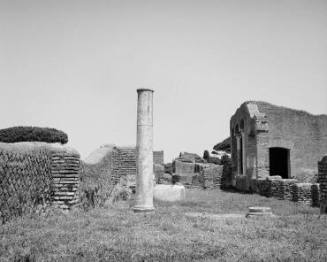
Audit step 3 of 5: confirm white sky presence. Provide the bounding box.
[0,0,326,162]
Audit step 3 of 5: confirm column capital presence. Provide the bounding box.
[137,88,154,93]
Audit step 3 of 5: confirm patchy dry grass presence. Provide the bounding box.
[1,189,326,261]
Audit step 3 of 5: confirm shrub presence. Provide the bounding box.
[0,126,68,144]
[203,150,209,161]
[213,137,231,153]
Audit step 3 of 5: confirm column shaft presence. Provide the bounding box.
[133,89,155,212]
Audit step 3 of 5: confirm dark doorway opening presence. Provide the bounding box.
[269,147,290,178]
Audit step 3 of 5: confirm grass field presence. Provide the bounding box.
[1,189,326,262]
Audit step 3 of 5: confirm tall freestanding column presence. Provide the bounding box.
[133,88,155,212]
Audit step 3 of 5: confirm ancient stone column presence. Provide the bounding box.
[133,88,155,212]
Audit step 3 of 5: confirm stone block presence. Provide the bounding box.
[154,184,186,202]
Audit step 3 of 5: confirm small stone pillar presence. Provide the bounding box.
[318,156,327,214]
[133,88,155,212]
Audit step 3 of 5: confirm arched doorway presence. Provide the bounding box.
[269,147,290,178]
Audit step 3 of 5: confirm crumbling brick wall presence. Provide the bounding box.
[111,147,137,186]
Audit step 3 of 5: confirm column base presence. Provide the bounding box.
[132,205,155,213]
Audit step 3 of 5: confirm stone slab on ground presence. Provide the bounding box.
[246,206,274,217]
[154,184,186,202]
[185,212,244,219]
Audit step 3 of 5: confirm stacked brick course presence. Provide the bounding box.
[318,156,327,214]
[51,150,80,209]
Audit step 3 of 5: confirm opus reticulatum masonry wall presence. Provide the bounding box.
[230,101,327,191]
[0,142,81,223]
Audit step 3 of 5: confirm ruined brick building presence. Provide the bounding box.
[230,101,327,191]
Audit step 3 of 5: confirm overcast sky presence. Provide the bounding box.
[0,0,326,161]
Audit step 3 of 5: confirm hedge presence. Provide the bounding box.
[0,126,68,144]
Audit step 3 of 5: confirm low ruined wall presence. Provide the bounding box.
[244,175,321,207]
[200,165,223,189]
[290,183,312,205]
[0,143,80,223]
[271,179,296,200]
[319,156,327,213]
